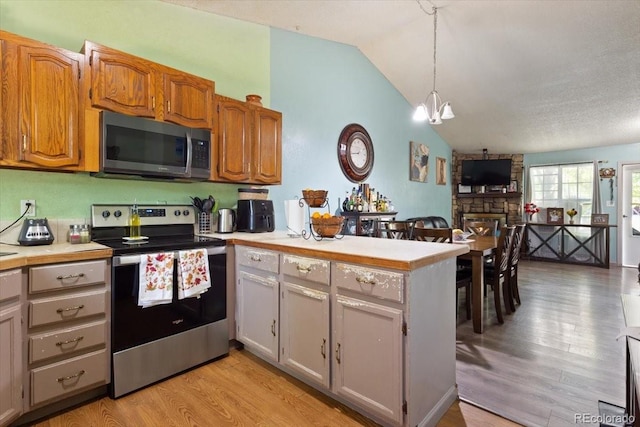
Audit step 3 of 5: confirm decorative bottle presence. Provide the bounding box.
[129,203,141,238]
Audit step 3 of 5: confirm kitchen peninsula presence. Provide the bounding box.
[208,231,469,427]
[0,235,467,427]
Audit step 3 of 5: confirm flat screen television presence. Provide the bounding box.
[460,159,512,186]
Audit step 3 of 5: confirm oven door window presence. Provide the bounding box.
[112,253,226,353]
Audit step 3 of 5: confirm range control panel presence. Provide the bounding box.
[91,204,195,228]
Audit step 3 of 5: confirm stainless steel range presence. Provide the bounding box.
[91,204,228,398]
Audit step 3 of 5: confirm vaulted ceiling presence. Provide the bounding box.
[160,0,640,155]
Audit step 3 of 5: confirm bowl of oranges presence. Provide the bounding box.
[310,212,345,238]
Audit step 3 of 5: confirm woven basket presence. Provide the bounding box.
[302,190,328,207]
[311,216,344,238]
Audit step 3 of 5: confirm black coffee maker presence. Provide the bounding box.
[236,200,275,232]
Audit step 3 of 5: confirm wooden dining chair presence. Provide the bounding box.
[506,224,527,312]
[375,220,415,240]
[464,220,499,236]
[412,227,472,320]
[483,225,516,324]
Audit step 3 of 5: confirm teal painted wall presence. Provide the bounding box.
[524,142,640,263]
[268,29,454,227]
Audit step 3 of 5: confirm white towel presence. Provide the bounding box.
[138,252,174,308]
[178,249,211,299]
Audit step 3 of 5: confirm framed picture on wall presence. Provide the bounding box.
[547,207,564,224]
[410,141,429,183]
[508,180,518,192]
[436,157,447,185]
[591,213,609,225]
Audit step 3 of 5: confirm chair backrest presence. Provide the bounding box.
[412,227,452,243]
[375,220,415,240]
[509,224,526,269]
[407,216,450,229]
[495,225,516,275]
[464,220,499,236]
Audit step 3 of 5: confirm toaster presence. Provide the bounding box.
[236,200,275,232]
[18,218,55,246]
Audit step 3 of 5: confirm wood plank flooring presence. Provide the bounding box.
[456,260,639,427]
[27,260,638,427]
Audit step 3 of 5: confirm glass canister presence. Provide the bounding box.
[68,225,81,244]
[80,224,91,243]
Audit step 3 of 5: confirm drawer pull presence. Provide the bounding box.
[56,370,85,383]
[355,275,377,285]
[321,338,326,359]
[335,343,341,364]
[56,304,85,313]
[296,264,311,273]
[56,273,85,280]
[250,255,262,262]
[55,336,84,346]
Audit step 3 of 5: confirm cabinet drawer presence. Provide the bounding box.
[30,260,107,293]
[333,263,404,303]
[237,246,279,274]
[30,349,107,406]
[29,289,106,327]
[29,320,106,363]
[0,269,21,303]
[281,255,329,286]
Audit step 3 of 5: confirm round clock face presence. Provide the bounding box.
[338,124,374,183]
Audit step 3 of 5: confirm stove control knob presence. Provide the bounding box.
[174,209,181,216]
[101,210,110,219]
[182,210,190,216]
[114,210,122,218]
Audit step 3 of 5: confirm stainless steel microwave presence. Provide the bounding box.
[97,111,211,181]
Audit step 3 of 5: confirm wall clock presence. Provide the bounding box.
[337,123,374,183]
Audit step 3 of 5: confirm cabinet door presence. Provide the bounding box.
[0,304,22,426]
[280,282,330,388]
[162,71,213,129]
[237,271,279,361]
[251,107,282,184]
[216,98,251,181]
[333,294,403,425]
[18,44,82,167]
[87,43,156,118]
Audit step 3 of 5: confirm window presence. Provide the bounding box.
[529,163,593,224]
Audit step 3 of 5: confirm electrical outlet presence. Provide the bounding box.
[20,199,36,217]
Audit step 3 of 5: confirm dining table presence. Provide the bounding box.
[456,235,498,333]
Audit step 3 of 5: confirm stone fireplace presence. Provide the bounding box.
[452,152,524,229]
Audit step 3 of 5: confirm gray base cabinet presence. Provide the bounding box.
[0,269,23,427]
[235,245,458,427]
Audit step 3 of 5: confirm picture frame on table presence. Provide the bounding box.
[591,213,609,225]
[547,207,564,224]
[508,180,518,192]
[458,184,472,194]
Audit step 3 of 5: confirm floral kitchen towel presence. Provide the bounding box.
[138,252,174,308]
[177,249,211,299]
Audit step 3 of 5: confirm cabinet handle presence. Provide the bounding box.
[296,264,311,273]
[56,304,85,313]
[56,273,85,280]
[271,319,276,336]
[152,96,155,110]
[335,343,341,364]
[55,336,84,346]
[22,134,27,152]
[250,255,262,262]
[56,370,85,383]
[321,338,326,359]
[167,100,171,112]
[355,275,377,285]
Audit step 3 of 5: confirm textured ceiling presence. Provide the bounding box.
[160,0,640,155]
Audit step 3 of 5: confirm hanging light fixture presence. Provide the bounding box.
[413,5,454,124]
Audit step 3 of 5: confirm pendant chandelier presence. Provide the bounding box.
[413,5,454,125]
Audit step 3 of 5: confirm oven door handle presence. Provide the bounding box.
[113,246,226,266]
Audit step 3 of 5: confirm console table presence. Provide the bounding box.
[340,211,397,236]
[524,223,614,268]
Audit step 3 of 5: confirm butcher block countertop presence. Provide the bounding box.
[0,242,112,271]
[202,230,469,271]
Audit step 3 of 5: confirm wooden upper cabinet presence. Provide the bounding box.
[214,95,282,184]
[83,41,214,129]
[1,31,83,170]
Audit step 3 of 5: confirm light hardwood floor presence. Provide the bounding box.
[28,260,637,427]
[456,260,639,427]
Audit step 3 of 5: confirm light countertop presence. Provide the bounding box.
[0,242,112,271]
